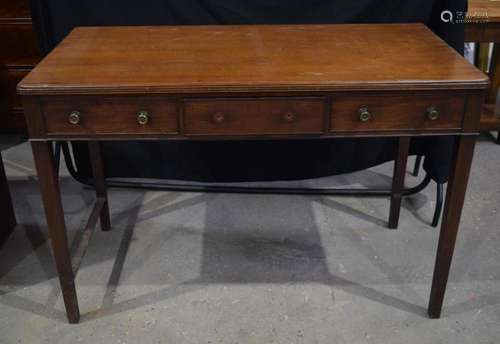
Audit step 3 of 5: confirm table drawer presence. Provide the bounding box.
[330,95,465,132]
[40,97,179,136]
[183,98,326,136]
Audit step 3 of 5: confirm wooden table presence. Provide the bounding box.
[466,0,500,43]
[467,0,500,140]
[18,24,487,323]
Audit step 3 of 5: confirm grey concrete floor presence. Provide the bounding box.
[0,137,499,344]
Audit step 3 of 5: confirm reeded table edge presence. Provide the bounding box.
[17,80,489,96]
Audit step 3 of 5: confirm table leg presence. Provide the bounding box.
[388,137,410,229]
[31,141,80,323]
[88,142,111,231]
[428,135,476,318]
[475,43,491,74]
[0,152,16,246]
[486,43,499,104]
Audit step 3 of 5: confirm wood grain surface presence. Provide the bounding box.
[40,96,179,136]
[183,97,325,136]
[329,94,466,132]
[18,24,488,96]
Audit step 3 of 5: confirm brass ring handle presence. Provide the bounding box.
[426,107,439,121]
[212,111,225,123]
[68,111,81,125]
[359,107,371,122]
[283,111,296,123]
[137,111,150,125]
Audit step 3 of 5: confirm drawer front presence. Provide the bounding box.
[183,98,326,136]
[40,97,179,136]
[330,95,465,132]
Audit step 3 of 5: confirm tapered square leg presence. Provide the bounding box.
[428,136,476,318]
[88,142,111,231]
[388,137,410,229]
[31,141,80,323]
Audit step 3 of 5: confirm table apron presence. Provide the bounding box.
[23,91,482,140]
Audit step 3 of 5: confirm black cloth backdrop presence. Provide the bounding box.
[30,0,466,183]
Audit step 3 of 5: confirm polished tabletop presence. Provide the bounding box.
[18,24,487,96]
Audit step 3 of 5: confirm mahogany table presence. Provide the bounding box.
[18,24,488,323]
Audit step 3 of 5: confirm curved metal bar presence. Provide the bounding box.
[61,142,86,184]
[403,174,431,195]
[431,182,444,227]
[53,142,62,173]
[60,142,432,197]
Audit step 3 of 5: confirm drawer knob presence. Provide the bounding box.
[137,111,150,125]
[426,107,439,121]
[68,111,81,125]
[359,107,372,122]
[283,111,296,123]
[212,111,225,123]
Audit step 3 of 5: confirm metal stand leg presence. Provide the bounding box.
[413,155,422,177]
[54,142,61,173]
[431,182,444,227]
[388,137,410,229]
